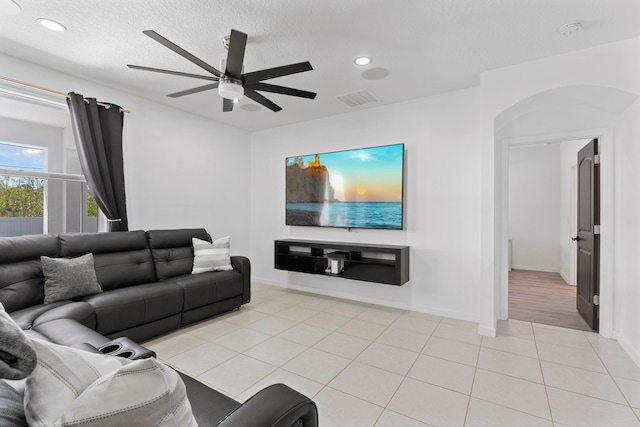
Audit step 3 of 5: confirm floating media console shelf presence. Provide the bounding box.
[274,239,409,286]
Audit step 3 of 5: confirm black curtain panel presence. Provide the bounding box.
[67,92,128,232]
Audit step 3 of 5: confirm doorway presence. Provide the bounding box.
[507,138,594,331]
[490,85,639,340]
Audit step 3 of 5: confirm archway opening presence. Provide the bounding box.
[493,85,639,337]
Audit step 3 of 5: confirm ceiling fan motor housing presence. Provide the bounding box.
[218,76,244,100]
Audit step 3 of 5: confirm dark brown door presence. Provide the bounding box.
[574,139,600,331]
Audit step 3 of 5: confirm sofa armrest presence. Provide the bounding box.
[71,342,103,354]
[216,383,317,427]
[230,256,251,304]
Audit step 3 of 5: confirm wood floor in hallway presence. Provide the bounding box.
[509,269,592,332]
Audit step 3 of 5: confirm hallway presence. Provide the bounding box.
[509,269,592,331]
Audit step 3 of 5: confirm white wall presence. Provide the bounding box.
[250,88,483,321]
[122,103,251,254]
[509,143,561,272]
[0,53,252,253]
[508,139,587,279]
[615,98,640,367]
[479,36,640,336]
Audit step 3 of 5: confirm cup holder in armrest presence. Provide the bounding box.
[98,343,123,354]
[114,351,134,358]
[97,337,156,360]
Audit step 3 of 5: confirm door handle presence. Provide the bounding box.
[571,236,580,242]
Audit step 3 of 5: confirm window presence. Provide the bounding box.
[0,141,99,237]
[0,85,103,237]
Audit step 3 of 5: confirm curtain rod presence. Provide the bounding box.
[0,167,86,182]
[0,75,131,114]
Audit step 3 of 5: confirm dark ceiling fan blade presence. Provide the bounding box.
[245,82,316,99]
[167,83,219,98]
[244,88,282,112]
[225,29,247,80]
[142,30,222,78]
[127,64,219,81]
[242,61,313,84]
[223,98,234,112]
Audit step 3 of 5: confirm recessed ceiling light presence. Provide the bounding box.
[37,18,66,32]
[0,0,21,15]
[354,56,372,66]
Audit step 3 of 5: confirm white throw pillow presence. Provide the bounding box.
[192,236,233,274]
[24,338,197,426]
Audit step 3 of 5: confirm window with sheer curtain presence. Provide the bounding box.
[0,140,99,237]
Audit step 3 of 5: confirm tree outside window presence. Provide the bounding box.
[0,175,44,217]
[0,142,99,236]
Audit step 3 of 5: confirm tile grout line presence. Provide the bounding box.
[461,332,485,426]
[585,330,640,421]
[536,327,640,410]
[372,316,444,426]
[303,300,440,426]
[533,321,558,425]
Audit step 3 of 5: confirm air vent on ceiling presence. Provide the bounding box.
[337,90,378,107]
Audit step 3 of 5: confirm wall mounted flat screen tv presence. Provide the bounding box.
[286,143,404,229]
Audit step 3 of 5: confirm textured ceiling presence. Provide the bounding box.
[0,0,638,132]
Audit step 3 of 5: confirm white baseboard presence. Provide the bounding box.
[251,277,287,288]
[252,276,480,324]
[558,271,576,286]
[511,265,560,273]
[477,323,497,337]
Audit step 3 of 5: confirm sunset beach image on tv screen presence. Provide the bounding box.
[285,143,404,229]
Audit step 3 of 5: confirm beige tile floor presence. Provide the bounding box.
[143,283,640,426]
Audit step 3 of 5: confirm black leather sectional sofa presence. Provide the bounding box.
[0,228,318,427]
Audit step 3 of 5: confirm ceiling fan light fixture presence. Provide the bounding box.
[218,78,244,100]
[354,56,372,66]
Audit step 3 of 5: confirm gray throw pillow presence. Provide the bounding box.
[0,380,27,427]
[40,254,102,304]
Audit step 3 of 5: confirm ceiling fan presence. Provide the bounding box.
[127,29,316,112]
